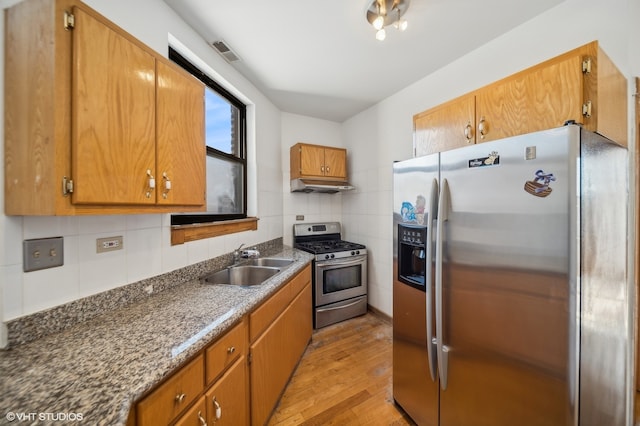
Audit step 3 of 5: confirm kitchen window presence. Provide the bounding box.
[169,47,248,227]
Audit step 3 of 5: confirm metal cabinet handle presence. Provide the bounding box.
[478,116,488,139]
[227,346,235,354]
[175,392,186,404]
[464,122,473,143]
[197,411,207,426]
[326,165,330,173]
[212,396,222,420]
[320,165,325,173]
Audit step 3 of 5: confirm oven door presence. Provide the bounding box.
[315,255,367,306]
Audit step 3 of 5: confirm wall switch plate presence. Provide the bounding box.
[96,236,123,253]
[23,237,64,272]
[296,215,305,221]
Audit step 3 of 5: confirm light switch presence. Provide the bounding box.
[23,237,64,272]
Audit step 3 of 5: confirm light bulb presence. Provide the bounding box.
[373,15,384,30]
[376,28,386,41]
[396,19,408,31]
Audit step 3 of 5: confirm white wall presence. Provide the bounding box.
[342,0,638,317]
[281,113,344,245]
[0,0,284,346]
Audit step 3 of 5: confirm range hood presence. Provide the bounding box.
[290,178,355,193]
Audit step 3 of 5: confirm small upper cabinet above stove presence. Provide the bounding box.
[290,143,347,181]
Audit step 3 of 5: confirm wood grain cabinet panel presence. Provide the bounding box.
[250,283,312,426]
[136,355,204,426]
[4,0,205,215]
[205,318,247,385]
[290,143,348,180]
[72,7,156,205]
[414,95,475,157]
[204,357,249,426]
[172,396,207,426]
[413,41,627,155]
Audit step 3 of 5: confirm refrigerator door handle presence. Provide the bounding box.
[435,178,450,390]
[425,178,438,382]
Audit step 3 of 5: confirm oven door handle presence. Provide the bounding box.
[316,258,365,268]
[316,298,363,312]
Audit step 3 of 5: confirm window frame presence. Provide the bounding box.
[168,47,248,226]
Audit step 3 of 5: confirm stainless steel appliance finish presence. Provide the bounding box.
[293,222,368,328]
[392,125,630,426]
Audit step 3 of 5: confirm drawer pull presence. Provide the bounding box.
[197,410,207,426]
[227,346,236,354]
[175,393,186,404]
[213,396,222,420]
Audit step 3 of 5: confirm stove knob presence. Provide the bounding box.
[356,250,360,255]
[325,254,330,260]
[330,254,335,259]
[351,251,355,255]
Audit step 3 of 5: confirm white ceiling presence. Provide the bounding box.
[164,0,564,122]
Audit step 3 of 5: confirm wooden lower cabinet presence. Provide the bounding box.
[205,357,249,425]
[136,355,204,425]
[133,264,312,426]
[173,396,207,426]
[250,283,313,425]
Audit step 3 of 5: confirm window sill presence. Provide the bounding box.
[171,217,259,245]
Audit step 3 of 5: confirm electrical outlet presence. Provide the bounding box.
[23,237,64,272]
[96,236,123,253]
[296,215,305,221]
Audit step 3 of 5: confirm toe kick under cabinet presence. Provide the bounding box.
[5,0,206,215]
[131,264,312,426]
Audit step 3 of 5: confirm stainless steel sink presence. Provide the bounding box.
[202,265,281,286]
[244,257,294,268]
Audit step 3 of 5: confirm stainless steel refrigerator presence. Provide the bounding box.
[392,125,630,426]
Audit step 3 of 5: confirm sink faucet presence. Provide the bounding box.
[233,243,245,264]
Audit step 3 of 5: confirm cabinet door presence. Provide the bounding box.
[475,75,528,143]
[173,396,207,426]
[299,144,327,177]
[250,284,312,425]
[156,60,206,206]
[205,357,249,426]
[323,147,347,179]
[414,95,475,156]
[526,55,583,134]
[72,6,156,205]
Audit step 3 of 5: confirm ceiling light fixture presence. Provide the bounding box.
[366,0,410,41]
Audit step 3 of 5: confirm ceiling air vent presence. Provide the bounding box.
[210,40,240,63]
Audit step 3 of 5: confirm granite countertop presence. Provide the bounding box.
[0,247,313,425]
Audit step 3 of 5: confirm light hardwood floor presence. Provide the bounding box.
[268,313,414,425]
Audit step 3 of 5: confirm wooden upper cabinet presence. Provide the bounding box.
[290,143,348,180]
[72,7,156,205]
[413,41,628,155]
[475,74,529,143]
[414,94,475,157]
[4,0,205,215]
[156,60,206,206]
[323,146,347,179]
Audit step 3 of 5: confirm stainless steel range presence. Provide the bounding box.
[293,222,367,328]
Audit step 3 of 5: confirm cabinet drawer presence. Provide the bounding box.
[205,319,247,385]
[250,283,291,342]
[137,354,204,425]
[288,264,311,298]
[173,396,207,426]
